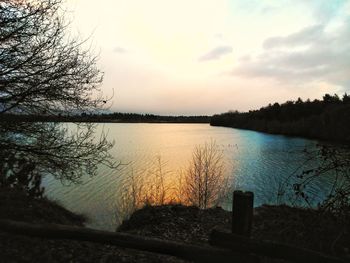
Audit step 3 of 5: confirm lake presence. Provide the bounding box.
[42,123,334,231]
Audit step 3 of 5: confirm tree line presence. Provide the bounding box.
[0,112,210,123]
[211,94,350,143]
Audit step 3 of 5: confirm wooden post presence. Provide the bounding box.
[232,190,254,237]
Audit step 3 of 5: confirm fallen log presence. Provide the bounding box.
[210,229,346,263]
[0,219,257,263]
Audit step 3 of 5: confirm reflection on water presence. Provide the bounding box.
[42,123,332,231]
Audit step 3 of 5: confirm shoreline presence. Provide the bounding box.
[210,123,350,146]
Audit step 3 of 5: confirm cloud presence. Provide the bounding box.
[232,19,350,88]
[199,46,233,61]
[113,46,127,53]
[263,24,324,49]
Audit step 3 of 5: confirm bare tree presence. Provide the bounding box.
[181,141,230,209]
[0,0,105,114]
[0,0,117,196]
[292,146,350,214]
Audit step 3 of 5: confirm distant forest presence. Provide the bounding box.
[0,112,210,123]
[211,94,350,143]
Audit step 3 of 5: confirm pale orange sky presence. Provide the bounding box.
[67,0,350,115]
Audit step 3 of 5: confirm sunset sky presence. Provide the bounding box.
[67,0,350,115]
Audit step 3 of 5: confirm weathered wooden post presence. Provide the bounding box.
[232,190,254,237]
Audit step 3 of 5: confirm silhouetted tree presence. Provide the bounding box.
[323,94,340,104]
[282,145,350,225]
[0,0,105,114]
[343,93,350,104]
[0,0,117,197]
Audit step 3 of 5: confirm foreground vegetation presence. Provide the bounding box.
[211,93,350,143]
[1,187,349,262]
[115,142,232,224]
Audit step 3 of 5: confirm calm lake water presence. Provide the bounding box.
[42,123,334,231]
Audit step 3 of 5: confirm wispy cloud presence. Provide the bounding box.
[233,19,350,88]
[113,46,127,53]
[263,24,324,49]
[199,46,233,61]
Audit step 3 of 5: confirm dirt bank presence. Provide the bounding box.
[119,204,350,259]
[0,189,185,262]
[1,189,349,262]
